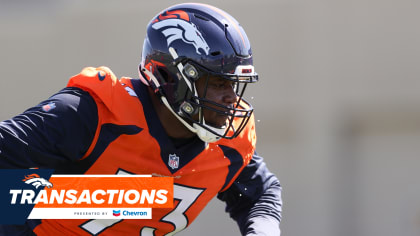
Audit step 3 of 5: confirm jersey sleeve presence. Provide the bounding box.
[0,87,98,170]
[217,152,282,236]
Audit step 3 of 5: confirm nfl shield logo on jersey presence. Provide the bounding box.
[168,154,179,169]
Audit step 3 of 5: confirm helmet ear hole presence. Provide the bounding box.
[157,67,173,83]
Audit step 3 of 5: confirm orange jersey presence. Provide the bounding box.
[32,67,256,235]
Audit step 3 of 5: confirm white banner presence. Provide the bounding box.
[28,208,152,219]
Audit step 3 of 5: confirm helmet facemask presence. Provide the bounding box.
[178,60,258,142]
[139,52,258,143]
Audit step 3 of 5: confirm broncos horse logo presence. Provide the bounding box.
[22,174,53,189]
[152,10,210,55]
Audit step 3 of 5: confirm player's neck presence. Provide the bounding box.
[147,88,196,139]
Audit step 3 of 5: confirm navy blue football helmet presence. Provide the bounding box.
[139,3,258,143]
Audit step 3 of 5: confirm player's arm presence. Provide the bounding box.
[0,87,98,170]
[217,152,282,236]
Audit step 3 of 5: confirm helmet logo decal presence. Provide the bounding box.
[152,10,210,55]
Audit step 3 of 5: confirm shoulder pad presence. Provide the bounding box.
[66,67,119,109]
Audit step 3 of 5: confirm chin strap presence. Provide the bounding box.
[162,94,223,143]
[193,122,224,143]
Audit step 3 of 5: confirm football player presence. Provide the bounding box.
[0,3,282,235]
